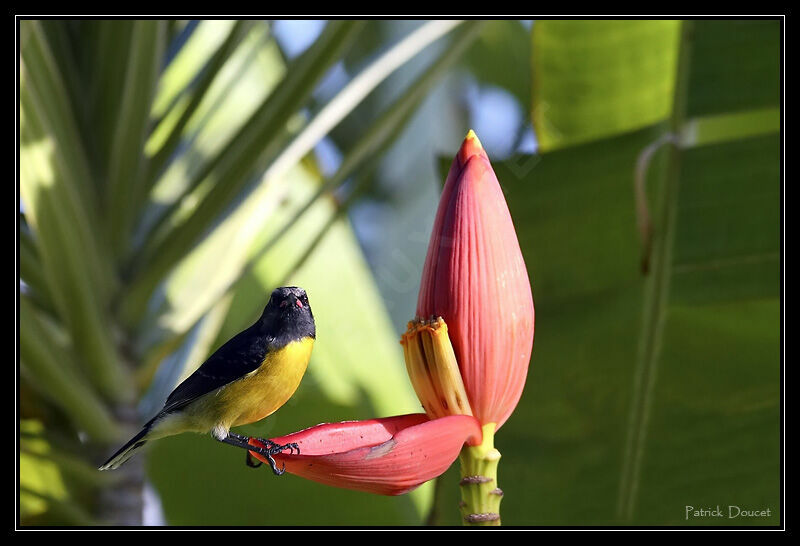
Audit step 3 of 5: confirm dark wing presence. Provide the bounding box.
[160,324,269,414]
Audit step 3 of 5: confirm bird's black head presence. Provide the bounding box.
[259,286,315,345]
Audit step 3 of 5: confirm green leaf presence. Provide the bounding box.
[669,134,779,305]
[124,21,365,321]
[20,21,113,298]
[37,21,87,132]
[685,20,780,117]
[246,21,487,276]
[20,487,96,526]
[19,218,54,311]
[682,107,780,147]
[617,21,780,525]
[19,421,69,521]
[21,437,120,489]
[531,20,681,151]
[127,20,463,329]
[135,22,282,259]
[84,21,137,185]
[135,20,474,362]
[20,22,130,402]
[20,298,119,442]
[105,21,167,258]
[150,20,239,120]
[146,20,254,184]
[19,420,99,525]
[146,162,308,348]
[128,25,294,352]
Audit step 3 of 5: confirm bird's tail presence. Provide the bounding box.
[98,421,153,471]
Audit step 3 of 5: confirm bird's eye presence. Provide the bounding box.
[279,300,288,308]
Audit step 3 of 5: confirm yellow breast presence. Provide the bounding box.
[214,337,314,428]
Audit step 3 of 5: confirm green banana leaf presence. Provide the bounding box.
[531,20,681,151]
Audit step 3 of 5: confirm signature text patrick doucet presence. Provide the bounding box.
[685,505,772,520]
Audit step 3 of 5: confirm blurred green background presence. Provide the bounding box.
[18,19,781,526]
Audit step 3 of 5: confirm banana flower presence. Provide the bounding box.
[249,131,534,526]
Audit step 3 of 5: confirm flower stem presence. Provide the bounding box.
[459,423,502,526]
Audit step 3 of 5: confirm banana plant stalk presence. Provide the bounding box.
[249,131,535,526]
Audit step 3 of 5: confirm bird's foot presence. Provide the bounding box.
[246,439,299,475]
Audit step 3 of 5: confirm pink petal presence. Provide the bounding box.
[417,131,535,429]
[248,414,482,495]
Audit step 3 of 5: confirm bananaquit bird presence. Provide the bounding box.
[99,286,315,475]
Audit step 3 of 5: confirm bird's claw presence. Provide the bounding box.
[267,456,286,476]
[246,439,299,475]
[274,442,300,456]
[245,451,262,468]
[253,449,285,475]
[253,438,300,456]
